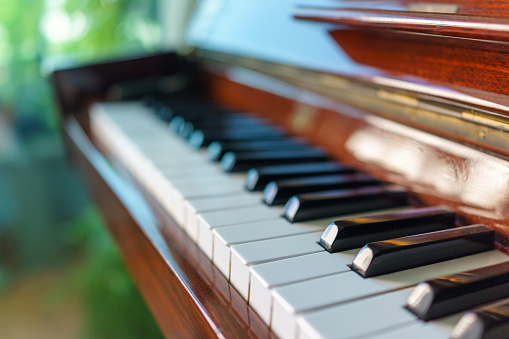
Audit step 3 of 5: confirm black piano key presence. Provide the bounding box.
[283,185,409,223]
[154,106,174,122]
[352,225,494,278]
[221,148,328,172]
[451,298,509,339]
[179,116,270,139]
[170,112,240,133]
[406,261,509,321]
[263,173,380,206]
[245,161,356,191]
[320,207,456,252]
[208,139,309,162]
[189,127,286,149]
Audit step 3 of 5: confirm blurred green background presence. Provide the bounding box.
[0,0,164,338]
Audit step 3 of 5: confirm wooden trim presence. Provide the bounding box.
[294,7,509,42]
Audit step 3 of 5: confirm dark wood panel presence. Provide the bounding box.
[52,53,184,117]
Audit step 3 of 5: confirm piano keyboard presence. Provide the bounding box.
[90,100,509,339]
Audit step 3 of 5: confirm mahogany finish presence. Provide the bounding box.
[204,67,509,251]
[65,117,272,339]
[295,8,509,42]
[303,0,509,18]
[53,0,509,333]
[294,8,509,115]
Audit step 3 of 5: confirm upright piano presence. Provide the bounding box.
[53,1,509,338]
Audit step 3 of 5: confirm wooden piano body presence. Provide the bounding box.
[53,0,509,337]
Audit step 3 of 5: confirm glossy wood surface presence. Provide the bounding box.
[65,117,272,339]
[188,0,509,119]
[295,8,509,41]
[203,64,509,251]
[300,0,509,17]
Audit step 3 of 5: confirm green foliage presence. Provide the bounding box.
[0,0,159,131]
[64,206,164,339]
[0,0,164,337]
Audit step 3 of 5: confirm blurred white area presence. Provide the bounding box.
[159,0,197,49]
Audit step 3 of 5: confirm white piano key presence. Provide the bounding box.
[271,250,509,339]
[183,193,262,237]
[371,314,462,339]
[215,207,410,296]
[197,205,283,258]
[296,288,414,339]
[93,101,484,339]
[163,177,246,219]
[213,218,293,278]
[213,215,340,282]
[250,250,358,325]
[229,232,324,300]
[161,165,224,180]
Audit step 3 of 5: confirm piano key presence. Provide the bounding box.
[245,207,413,324]
[284,185,409,222]
[179,116,270,139]
[352,224,495,278]
[159,174,245,218]
[189,127,286,148]
[245,161,356,191]
[159,165,224,181]
[263,173,381,206]
[320,206,456,252]
[169,114,221,133]
[296,288,414,339]
[182,193,262,237]
[270,250,509,339]
[371,314,462,339]
[213,216,337,279]
[406,261,509,321]
[154,106,174,122]
[230,232,324,299]
[214,207,410,287]
[451,298,509,339]
[250,250,359,324]
[207,139,309,162]
[96,101,488,338]
[197,205,283,258]
[167,110,237,131]
[221,148,329,173]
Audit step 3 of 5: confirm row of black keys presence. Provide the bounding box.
[145,97,508,339]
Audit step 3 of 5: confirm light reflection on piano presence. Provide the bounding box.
[52,0,509,338]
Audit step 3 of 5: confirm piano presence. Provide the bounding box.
[52,1,509,338]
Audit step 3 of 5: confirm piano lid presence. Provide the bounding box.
[184,0,509,140]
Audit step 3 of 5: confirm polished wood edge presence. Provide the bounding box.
[195,50,509,157]
[64,117,272,339]
[294,8,509,42]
